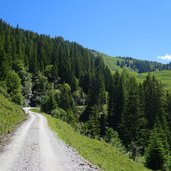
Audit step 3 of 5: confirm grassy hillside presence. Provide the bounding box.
[0,95,26,137]
[102,54,124,73]
[137,70,171,92]
[31,109,150,171]
[103,54,171,92]
[102,54,139,75]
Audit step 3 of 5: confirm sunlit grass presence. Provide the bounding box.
[0,95,26,136]
[32,108,150,171]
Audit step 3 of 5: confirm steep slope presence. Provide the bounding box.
[99,54,124,73]
[102,54,139,75]
[0,95,26,138]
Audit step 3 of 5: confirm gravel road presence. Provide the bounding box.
[0,108,99,171]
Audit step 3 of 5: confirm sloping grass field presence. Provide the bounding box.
[137,70,171,92]
[0,95,26,137]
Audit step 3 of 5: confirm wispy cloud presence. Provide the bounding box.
[158,54,171,60]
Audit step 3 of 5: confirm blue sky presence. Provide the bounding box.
[1,0,171,63]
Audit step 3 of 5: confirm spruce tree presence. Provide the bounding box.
[5,71,23,105]
[167,93,171,144]
[145,128,167,170]
[120,77,145,148]
[108,71,124,131]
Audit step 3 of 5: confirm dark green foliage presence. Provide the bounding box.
[167,93,171,144]
[0,81,9,98]
[0,19,95,99]
[59,83,74,111]
[51,108,67,119]
[83,119,100,138]
[31,74,50,106]
[108,71,124,131]
[13,60,32,104]
[143,74,166,129]
[0,49,10,79]
[44,65,59,83]
[99,114,107,137]
[41,91,57,114]
[104,128,124,152]
[116,57,171,73]
[145,128,167,170]
[80,72,91,94]
[120,77,146,147]
[5,71,23,105]
[87,57,106,108]
[79,57,108,138]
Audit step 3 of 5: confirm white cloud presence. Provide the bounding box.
[158,54,171,60]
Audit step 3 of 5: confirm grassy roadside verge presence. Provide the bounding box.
[0,95,26,138]
[31,108,150,171]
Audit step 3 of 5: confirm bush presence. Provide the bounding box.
[11,93,24,105]
[51,108,67,119]
[80,119,100,139]
[5,71,24,105]
[51,108,76,127]
[104,128,125,153]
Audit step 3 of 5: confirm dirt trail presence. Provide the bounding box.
[0,108,99,171]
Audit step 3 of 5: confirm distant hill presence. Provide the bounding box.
[101,53,171,92]
[116,56,171,73]
[100,52,171,73]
